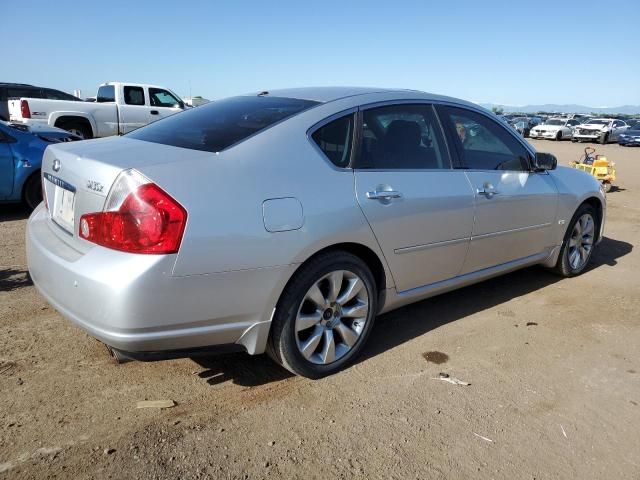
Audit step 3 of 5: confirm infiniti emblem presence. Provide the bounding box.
[52,159,61,172]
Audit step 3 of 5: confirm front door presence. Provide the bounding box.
[148,88,183,123]
[353,104,475,292]
[436,105,558,273]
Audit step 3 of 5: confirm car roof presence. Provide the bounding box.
[246,86,475,107]
[0,83,36,87]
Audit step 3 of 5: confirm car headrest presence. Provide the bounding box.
[385,120,421,147]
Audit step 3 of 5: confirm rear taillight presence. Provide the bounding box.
[20,100,31,119]
[79,170,187,254]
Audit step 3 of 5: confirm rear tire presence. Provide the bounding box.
[23,173,42,211]
[268,251,378,378]
[552,204,598,277]
[60,121,92,139]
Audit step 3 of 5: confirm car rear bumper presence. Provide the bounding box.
[26,204,296,354]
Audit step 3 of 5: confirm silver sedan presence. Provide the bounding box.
[27,87,606,378]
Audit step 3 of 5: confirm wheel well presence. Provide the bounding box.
[54,116,93,136]
[582,196,603,241]
[308,243,387,294]
[21,169,41,204]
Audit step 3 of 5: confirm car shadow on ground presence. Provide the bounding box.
[0,268,33,292]
[190,236,632,387]
[360,236,632,365]
[0,204,30,222]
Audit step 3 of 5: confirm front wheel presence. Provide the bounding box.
[552,204,597,277]
[599,133,608,145]
[268,251,378,378]
[556,131,562,141]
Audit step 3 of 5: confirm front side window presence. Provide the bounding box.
[128,95,319,153]
[311,114,354,168]
[438,106,530,171]
[356,104,449,169]
[149,88,181,108]
[124,86,145,106]
[97,85,115,103]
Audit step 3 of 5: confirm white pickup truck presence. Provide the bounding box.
[8,82,185,139]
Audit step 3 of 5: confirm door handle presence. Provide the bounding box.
[366,190,402,200]
[477,183,499,198]
[150,110,159,115]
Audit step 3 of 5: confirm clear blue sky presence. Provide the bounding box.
[4,0,639,107]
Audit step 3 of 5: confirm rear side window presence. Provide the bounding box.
[311,114,354,168]
[128,96,319,152]
[124,86,145,106]
[438,105,530,171]
[357,104,450,170]
[97,85,115,103]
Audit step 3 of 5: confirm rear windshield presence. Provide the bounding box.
[128,96,319,152]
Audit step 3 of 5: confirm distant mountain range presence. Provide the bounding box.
[479,103,640,115]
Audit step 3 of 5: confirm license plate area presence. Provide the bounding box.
[44,173,76,233]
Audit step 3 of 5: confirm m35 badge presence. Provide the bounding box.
[87,180,104,193]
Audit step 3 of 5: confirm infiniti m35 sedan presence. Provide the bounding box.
[27,87,606,378]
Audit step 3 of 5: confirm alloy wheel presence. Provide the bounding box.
[568,213,595,270]
[294,270,369,365]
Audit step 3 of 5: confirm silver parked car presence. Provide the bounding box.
[27,87,606,378]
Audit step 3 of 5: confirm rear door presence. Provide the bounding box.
[148,88,183,122]
[353,103,475,292]
[437,105,558,274]
[119,85,150,133]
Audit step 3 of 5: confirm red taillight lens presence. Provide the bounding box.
[80,183,187,254]
[21,100,31,119]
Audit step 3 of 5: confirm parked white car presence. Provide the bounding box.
[572,118,629,144]
[529,117,581,140]
[9,82,185,139]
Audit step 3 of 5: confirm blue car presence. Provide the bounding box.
[0,121,80,209]
[618,121,640,146]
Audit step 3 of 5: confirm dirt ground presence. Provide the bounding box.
[1,139,639,480]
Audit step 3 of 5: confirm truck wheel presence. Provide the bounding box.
[61,121,92,140]
[23,173,42,210]
[599,133,608,145]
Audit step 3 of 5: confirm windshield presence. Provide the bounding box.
[586,120,610,126]
[128,96,319,152]
[546,119,563,126]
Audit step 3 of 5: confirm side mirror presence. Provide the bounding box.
[534,152,557,171]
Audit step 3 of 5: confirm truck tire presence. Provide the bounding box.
[60,121,93,140]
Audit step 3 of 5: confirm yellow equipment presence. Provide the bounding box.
[571,147,616,193]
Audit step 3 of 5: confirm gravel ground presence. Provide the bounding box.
[1,139,638,479]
